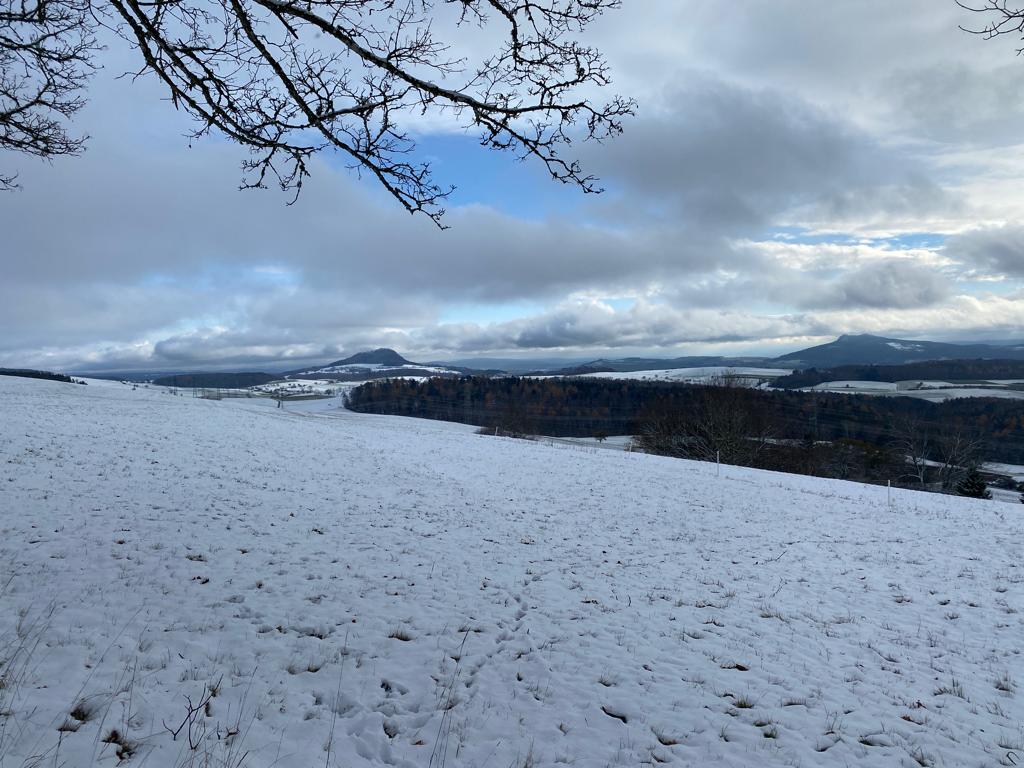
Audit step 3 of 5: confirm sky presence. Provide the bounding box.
[4,0,1024,372]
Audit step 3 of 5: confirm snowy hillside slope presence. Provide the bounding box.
[1,377,1022,767]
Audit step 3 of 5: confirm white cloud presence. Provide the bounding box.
[2,1,1024,370]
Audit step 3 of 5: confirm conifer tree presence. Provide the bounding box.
[955,468,991,500]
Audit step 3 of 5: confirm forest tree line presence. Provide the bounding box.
[152,372,277,388]
[347,376,1024,489]
[0,369,84,384]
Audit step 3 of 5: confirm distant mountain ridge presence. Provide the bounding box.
[777,334,1024,368]
[550,355,788,375]
[143,335,1024,384]
[323,348,413,367]
[526,335,1024,375]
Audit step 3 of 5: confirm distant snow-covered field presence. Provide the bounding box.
[902,388,1024,403]
[809,380,1024,401]
[810,380,899,393]
[578,367,789,384]
[1,376,1022,767]
[305,363,454,376]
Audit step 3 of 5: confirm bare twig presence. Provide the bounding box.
[4,0,633,222]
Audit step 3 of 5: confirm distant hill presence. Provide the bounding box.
[286,348,471,381]
[142,335,1024,386]
[777,334,1024,368]
[544,356,790,375]
[152,372,277,388]
[772,358,1024,389]
[436,356,593,373]
[470,338,1024,375]
[324,348,413,367]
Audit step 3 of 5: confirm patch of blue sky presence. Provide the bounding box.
[876,232,948,250]
[439,299,548,325]
[603,297,636,312]
[316,129,629,224]
[768,226,859,244]
[441,296,637,326]
[769,226,947,251]
[957,278,1018,296]
[408,133,591,219]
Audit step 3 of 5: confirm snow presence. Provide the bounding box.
[545,435,635,451]
[886,342,923,351]
[896,381,959,390]
[252,379,347,397]
[306,364,453,376]
[904,388,1024,403]
[2,376,1023,768]
[810,381,1024,402]
[578,367,789,383]
[983,462,1024,482]
[811,380,899,392]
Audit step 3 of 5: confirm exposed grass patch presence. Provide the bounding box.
[68,698,98,723]
[734,694,755,709]
[994,672,1015,693]
[934,678,966,699]
[101,728,135,761]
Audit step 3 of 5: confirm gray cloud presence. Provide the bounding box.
[641,255,952,315]
[814,260,952,310]
[945,225,1024,278]
[585,74,959,234]
[0,1,1020,370]
[598,1,1015,127]
[887,63,1024,147]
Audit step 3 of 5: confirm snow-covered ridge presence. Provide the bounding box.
[306,363,454,375]
[1,376,1022,767]
[575,366,790,384]
[886,342,924,351]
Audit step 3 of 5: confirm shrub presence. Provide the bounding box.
[955,469,992,500]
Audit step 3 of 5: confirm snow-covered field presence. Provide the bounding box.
[251,379,349,397]
[304,363,454,376]
[578,367,789,384]
[2,376,1023,767]
[811,381,900,393]
[809,380,1024,402]
[903,388,1024,403]
[984,463,1024,483]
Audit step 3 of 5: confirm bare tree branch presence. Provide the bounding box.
[957,1,1024,50]
[2,0,634,221]
[0,0,97,189]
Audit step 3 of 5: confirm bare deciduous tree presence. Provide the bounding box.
[1,0,634,223]
[957,1,1024,42]
[890,414,932,487]
[935,426,986,492]
[0,0,95,189]
[636,377,773,467]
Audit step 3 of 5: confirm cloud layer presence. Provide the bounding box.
[2,1,1024,370]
